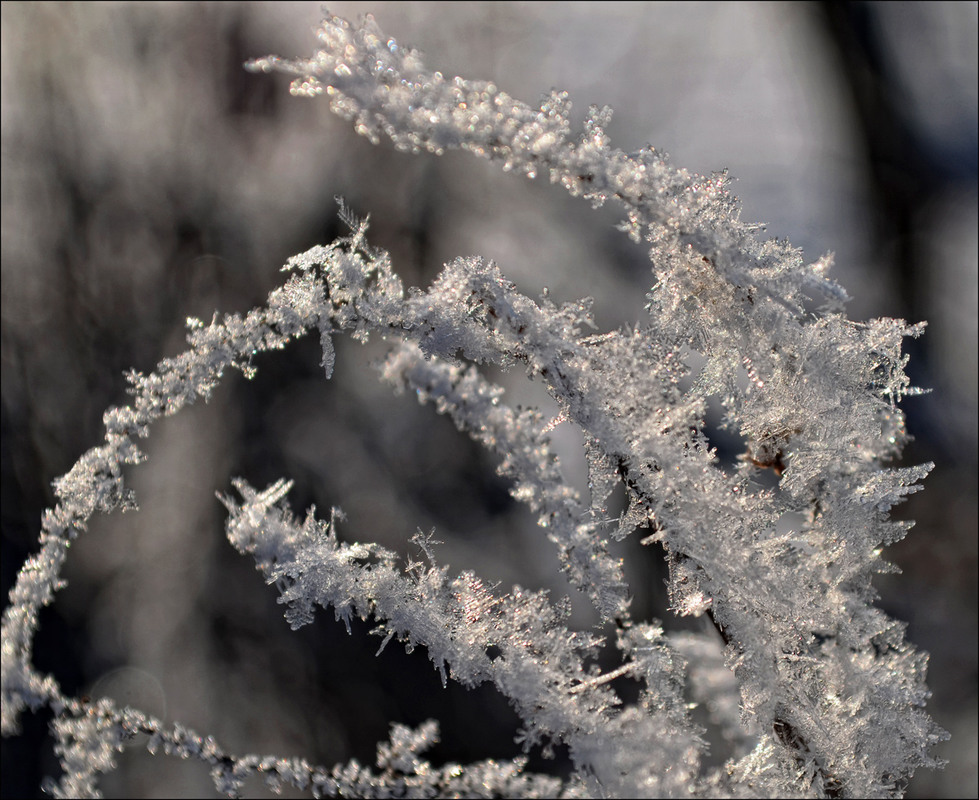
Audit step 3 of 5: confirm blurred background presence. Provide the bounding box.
[2,2,975,797]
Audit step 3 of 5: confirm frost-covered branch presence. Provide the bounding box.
[2,12,947,799]
[42,692,564,799]
[222,477,698,798]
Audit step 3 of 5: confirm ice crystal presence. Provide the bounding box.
[1,11,946,799]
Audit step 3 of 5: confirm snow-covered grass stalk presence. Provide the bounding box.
[1,13,946,799]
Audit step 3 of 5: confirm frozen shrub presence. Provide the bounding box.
[1,13,947,798]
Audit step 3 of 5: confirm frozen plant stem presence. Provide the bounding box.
[2,12,947,799]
